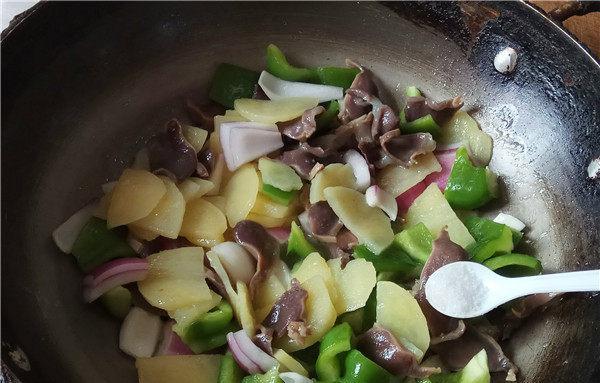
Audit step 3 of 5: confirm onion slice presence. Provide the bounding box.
[212,242,256,286]
[52,204,95,254]
[258,71,343,103]
[396,181,427,213]
[343,149,371,192]
[155,321,193,356]
[119,306,162,358]
[220,122,283,171]
[423,149,457,191]
[82,258,149,302]
[365,185,398,221]
[493,213,526,232]
[227,332,262,374]
[279,372,314,383]
[232,329,277,373]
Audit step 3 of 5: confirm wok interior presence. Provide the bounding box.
[2,2,599,382]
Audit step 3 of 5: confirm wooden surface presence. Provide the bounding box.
[531,1,600,57]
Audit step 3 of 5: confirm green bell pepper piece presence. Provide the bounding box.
[405,86,422,97]
[353,242,420,278]
[444,147,497,210]
[316,323,353,381]
[218,353,245,383]
[100,286,132,319]
[315,67,361,90]
[483,253,542,276]
[336,309,365,335]
[400,112,442,138]
[361,289,377,333]
[242,366,282,383]
[464,216,514,263]
[72,217,135,272]
[316,100,340,130]
[174,301,236,353]
[511,229,523,246]
[209,63,260,108]
[262,183,298,206]
[420,349,490,383]
[285,222,317,266]
[266,44,359,89]
[340,350,392,383]
[395,223,434,264]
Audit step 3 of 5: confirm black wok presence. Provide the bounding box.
[2,1,599,382]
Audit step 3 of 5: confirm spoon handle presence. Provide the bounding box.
[503,270,600,300]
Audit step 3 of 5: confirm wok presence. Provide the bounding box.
[2,1,599,382]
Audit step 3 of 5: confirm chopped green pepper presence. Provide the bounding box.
[444,147,497,210]
[71,217,135,272]
[336,309,365,335]
[316,323,353,381]
[262,183,298,206]
[218,353,245,383]
[340,350,392,383]
[400,112,442,138]
[241,366,282,383]
[405,86,422,98]
[353,240,420,278]
[316,100,340,130]
[483,253,542,276]
[174,301,237,353]
[315,67,361,90]
[361,289,377,333]
[285,222,317,266]
[464,216,513,263]
[395,223,434,264]
[100,286,132,319]
[209,63,260,108]
[420,349,490,383]
[266,44,358,89]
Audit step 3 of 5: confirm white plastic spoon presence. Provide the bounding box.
[425,261,600,318]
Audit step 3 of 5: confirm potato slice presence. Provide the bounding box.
[309,163,356,204]
[180,198,227,247]
[324,186,393,254]
[405,183,474,248]
[377,152,441,197]
[246,213,294,228]
[273,349,309,376]
[130,177,185,239]
[277,276,337,352]
[223,164,260,227]
[128,224,159,241]
[234,97,319,124]
[328,258,376,314]
[440,111,493,166]
[375,281,430,361]
[292,252,339,308]
[138,247,212,312]
[182,126,208,153]
[254,272,287,323]
[204,196,226,213]
[107,169,167,228]
[136,355,221,383]
[178,178,214,202]
[94,190,112,220]
[251,193,297,219]
[168,291,222,328]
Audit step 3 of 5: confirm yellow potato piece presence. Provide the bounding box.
[405,183,475,248]
[441,111,493,166]
[273,349,309,376]
[107,169,167,228]
[246,213,294,228]
[278,276,337,352]
[94,190,112,220]
[324,186,393,254]
[178,178,214,202]
[309,163,357,204]
[180,198,227,247]
[254,272,287,323]
[204,196,226,213]
[138,247,212,312]
[136,355,221,383]
[328,257,376,314]
[375,281,430,361]
[377,152,442,197]
[128,224,159,241]
[182,125,208,153]
[168,291,222,328]
[251,193,297,219]
[234,97,319,124]
[130,177,185,239]
[292,252,339,308]
[223,164,260,227]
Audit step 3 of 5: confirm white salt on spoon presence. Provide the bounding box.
[425,262,600,318]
